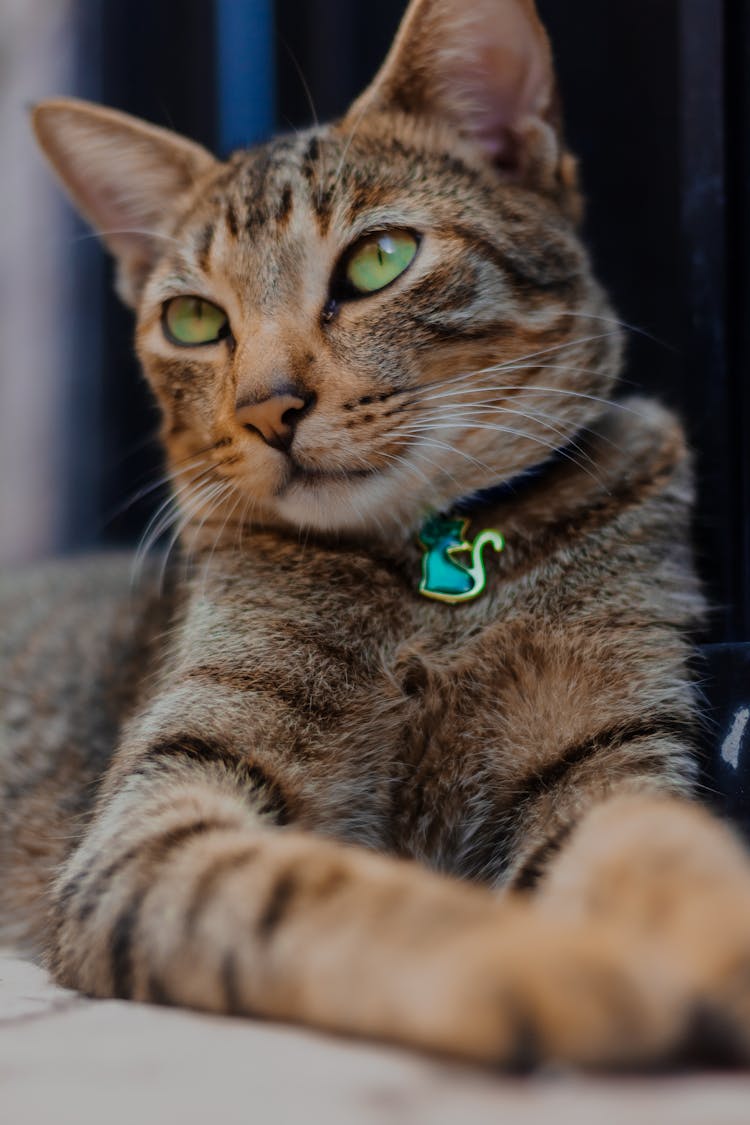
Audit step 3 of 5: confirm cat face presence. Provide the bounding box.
[33,0,622,540]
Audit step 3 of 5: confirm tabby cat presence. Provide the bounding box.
[3,0,750,1069]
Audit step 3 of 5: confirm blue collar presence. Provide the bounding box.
[452,436,582,517]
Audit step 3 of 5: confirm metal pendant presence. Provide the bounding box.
[418,514,504,605]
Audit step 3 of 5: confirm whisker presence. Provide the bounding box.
[410,400,627,458]
[102,454,213,528]
[236,489,259,556]
[277,39,329,212]
[180,480,234,540]
[559,311,676,352]
[133,491,183,571]
[106,428,163,470]
[68,228,183,248]
[280,38,320,129]
[396,434,496,475]
[161,481,235,594]
[341,440,436,487]
[131,504,179,588]
[166,478,233,565]
[131,470,220,584]
[206,486,245,569]
[180,481,239,594]
[405,362,612,404]
[407,380,644,417]
[377,449,435,489]
[398,421,605,486]
[332,100,371,193]
[398,332,621,400]
[410,401,591,447]
[403,445,467,492]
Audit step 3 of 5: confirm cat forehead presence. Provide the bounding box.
[146,117,568,308]
[181,119,503,245]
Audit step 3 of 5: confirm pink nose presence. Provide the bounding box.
[236,391,313,453]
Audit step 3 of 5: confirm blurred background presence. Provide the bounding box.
[0,0,747,644]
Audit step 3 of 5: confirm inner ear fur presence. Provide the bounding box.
[32,97,218,306]
[346,0,581,217]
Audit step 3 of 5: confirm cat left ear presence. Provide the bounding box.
[32,98,218,306]
[348,0,577,207]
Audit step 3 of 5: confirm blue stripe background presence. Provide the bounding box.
[216,0,276,154]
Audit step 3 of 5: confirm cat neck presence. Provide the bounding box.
[449,434,586,521]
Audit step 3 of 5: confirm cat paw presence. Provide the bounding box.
[480,929,750,1071]
[678,949,750,1067]
[418,920,690,1070]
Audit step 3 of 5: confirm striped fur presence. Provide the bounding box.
[4,0,750,1068]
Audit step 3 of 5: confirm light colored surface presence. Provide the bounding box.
[3,951,750,1125]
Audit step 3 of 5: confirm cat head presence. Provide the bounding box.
[32,0,622,543]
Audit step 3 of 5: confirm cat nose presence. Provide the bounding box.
[236,389,315,453]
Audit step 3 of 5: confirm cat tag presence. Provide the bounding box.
[418,514,504,605]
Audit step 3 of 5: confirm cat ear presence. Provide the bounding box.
[348,0,571,197]
[32,98,217,306]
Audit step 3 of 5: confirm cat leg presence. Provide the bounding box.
[534,793,750,1062]
[46,745,699,1068]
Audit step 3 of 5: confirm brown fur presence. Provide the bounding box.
[3,0,750,1069]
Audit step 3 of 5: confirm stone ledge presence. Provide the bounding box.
[2,952,750,1125]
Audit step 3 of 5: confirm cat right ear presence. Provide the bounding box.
[32,98,217,306]
[347,0,578,212]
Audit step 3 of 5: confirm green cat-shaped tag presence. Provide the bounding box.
[418,514,504,605]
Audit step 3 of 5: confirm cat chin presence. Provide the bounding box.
[270,471,425,538]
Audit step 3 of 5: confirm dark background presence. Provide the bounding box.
[63,0,748,643]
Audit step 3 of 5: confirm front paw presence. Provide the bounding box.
[681,940,750,1066]
[415,919,690,1070]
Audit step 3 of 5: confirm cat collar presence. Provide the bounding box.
[417,435,583,605]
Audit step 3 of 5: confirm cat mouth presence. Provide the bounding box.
[287,460,379,487]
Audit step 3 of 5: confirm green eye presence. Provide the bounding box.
[163,296,229,346]
[345,231,419,295]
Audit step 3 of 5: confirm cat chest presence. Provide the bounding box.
[286,633,522,885]
[198,576,545,882]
